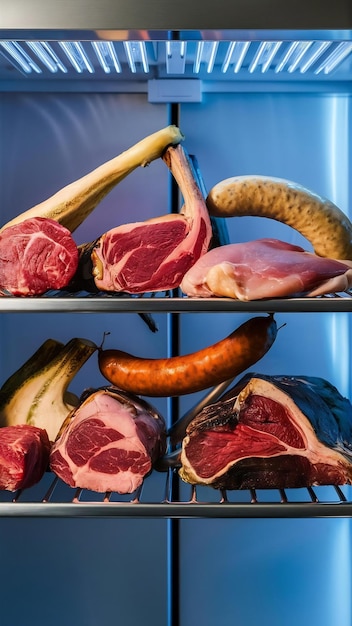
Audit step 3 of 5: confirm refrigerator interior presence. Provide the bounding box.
[1,14,352,626]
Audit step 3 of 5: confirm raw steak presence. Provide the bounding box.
[50,387,167,494]
[0,425,51,491]
[89,144,212,294]
[0,216,79,296]
[179,373,352,489]
[180,238,352,300]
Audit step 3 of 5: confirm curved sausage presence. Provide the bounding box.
[206,175,352,260]
[98,314,277,397]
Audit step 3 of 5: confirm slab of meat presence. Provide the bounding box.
[0,425,51,491]
[179,373,352,489]
[89,144,212,294]
[50,387,167,494]
[0,217,79,296]
[180,238,352,300]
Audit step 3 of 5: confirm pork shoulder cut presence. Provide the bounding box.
[0,217,79,296]
[50,387,167,494]
[179,373,352,489]
[88,144,212,294]
[0,424,51,491]
[180,238,352,300]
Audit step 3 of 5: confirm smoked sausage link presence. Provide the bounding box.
[98,314,277,397]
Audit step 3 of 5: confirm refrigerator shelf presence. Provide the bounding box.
[0,294,352,313]
[0,472,352,518]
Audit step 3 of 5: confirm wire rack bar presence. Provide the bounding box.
[1,474,352,518]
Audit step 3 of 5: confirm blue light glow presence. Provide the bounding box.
[124,41,149,73]
[324,96,350,399]
[0,40,42,73]
[194,41,219,74]
[248,41,282,73]
[58,41,94,73]
[330,520,351,624]
[27,41,67,73]
[315,42,352,74]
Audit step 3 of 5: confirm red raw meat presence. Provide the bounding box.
[180,374,352,489]
[50,387,167,494]
[0,425,51,491]
[0,216,79,296]
[180,238,352,300]
[91,144,212,294]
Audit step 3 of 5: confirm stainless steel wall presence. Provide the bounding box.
[0,88,351,626]
[0,91,170,626]
[179,91,352,626]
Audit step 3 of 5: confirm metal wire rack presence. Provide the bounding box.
[1,294,352,313]
[0,470,351,518]
[1,293,352,518]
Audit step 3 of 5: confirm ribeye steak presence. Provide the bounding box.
[0,217,79,296]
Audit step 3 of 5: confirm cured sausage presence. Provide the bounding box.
[206,175,352,260]
[98,314,277,397]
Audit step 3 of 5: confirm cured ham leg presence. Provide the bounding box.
[89,145,212,294]
[180,238,352,300]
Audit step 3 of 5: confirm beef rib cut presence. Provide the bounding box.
[179,373,352,489]
[89,144,212,294]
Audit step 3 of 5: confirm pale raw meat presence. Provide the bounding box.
[90,145,212,294]
[180,238,352,300]
[0,217,79,296]
[50,387,167,494]
[0,425,51,491]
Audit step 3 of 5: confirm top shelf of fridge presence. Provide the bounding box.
[1,0,352,32]
[0,35,352,93]
[1,1,352,92]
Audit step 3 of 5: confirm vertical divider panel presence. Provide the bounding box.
[167,100,181,626]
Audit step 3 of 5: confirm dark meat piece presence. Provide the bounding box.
[0,217,78,296]
[179,373,352,489]
[50,387,167,494]
[0,425,50,491]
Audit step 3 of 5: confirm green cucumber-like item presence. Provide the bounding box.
[0,337,97,441]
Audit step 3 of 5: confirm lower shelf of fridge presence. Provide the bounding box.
[1,471,352,518]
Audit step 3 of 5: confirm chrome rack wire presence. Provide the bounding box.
[0,471,352,518]
[1,294,352,313]
[0,290,352,518]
